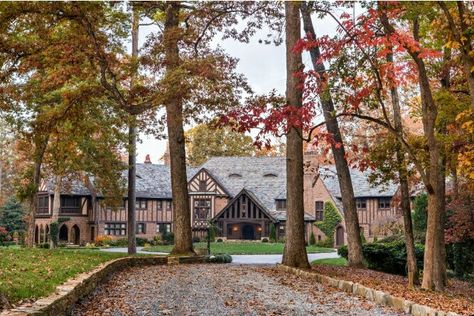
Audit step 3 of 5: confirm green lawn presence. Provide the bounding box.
[311,257,348,266]
[0,247,126,305]
[143,242,335,255]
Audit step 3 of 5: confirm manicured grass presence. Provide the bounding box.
[0,247,126,305]
[143,242,335,255]
[311,257,347,266]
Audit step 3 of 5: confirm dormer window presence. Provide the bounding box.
[276,199,287,211]
[199,180,207,192]
[263,173,278,178]
[229,173,242,178]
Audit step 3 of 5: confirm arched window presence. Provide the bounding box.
[228,173,242,178]
[263,173,278,178]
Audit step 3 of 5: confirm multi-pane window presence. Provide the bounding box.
[60,196,81,214]
[157,200,162,210]
[135,199,147,209]
[156,223,172,234]
[315,201,324,221]
[120,199,126,208]
[137,223,146,234]
[37,195,49,214]
[165,200,172,210]
[104,223,126,236]
[194,199,211,220]
[378,198,391,209]
[275,199,287,211]
[356,198,367,209]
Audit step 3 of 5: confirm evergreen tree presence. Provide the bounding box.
[0,198,25,233]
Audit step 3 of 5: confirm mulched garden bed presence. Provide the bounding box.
[311,265,474,315]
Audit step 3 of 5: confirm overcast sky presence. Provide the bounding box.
[136,6,357,164]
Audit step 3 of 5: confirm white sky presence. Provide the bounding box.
[136,6,357,164]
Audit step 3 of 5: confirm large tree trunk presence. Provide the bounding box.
[25,135,49,247]
[282,1,310,269]
[164,2,194,256]
[380,10,419,287]
[300,3,364,267]
[127,7,139,256]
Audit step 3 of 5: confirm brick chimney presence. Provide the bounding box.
[144,154,152,164]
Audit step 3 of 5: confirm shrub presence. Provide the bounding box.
[309,231,316,246]
[216,238,223,243]
[109,238,128,247]
[192,236,201,243]
[316,238,334,248]
[338,241,424,276]
[207,225,217,242]
[261,237,269,243]
[38,242,50,249]
[413,194,428,243]
[447,241,474,279]
[49,222,59,247]
[0,226,8,245]
[269,224,277,242]
[136,237,148,247]
[208,254,232,263]
[95,235,113,246]
[161,232,174,245]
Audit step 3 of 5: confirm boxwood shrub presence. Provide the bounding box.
[338,241,424,276]
[207,254,232,263]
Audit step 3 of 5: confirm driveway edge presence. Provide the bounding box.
[276,264,459,316]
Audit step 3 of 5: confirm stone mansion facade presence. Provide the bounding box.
[34,153,401,246]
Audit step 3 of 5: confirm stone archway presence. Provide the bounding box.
[71,225,80,245]
[59,224,68,243]
[45,225,50,243]
[39,225,45,244]
[336,226,344,247]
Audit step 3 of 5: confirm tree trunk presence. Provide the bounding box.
[50,175,62,248]
[164,2,194,256]
[380,11,419,287]
[300,3,364,267]
[282,1,310,269]
[127,7,139,256]
[25,135,49,247]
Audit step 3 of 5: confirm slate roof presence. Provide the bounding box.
[42,157,398,220]
[318,165,398,199]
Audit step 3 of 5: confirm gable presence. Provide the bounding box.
[188,168,229,196]
[212,189,277,223]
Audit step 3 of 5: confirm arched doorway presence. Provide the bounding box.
[34,225,39,244]
[71,225,80,245]
[336,226,344,246]
[45,225,50,243]
[59,225,68,243]
[242,224,255,240]
[39,225,45,243]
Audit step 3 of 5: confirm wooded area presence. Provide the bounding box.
[0,1,473,294]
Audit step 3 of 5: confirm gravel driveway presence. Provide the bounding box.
[73,265,404,316]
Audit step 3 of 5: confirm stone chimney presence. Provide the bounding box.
[144,154,152,164]
[163,142,170,166]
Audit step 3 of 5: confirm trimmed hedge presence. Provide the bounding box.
[338,241,424,276]
[207,254,232,263]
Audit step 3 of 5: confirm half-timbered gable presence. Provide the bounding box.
[188,168,230,229]
[212,189,277,240]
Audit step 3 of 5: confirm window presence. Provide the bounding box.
[165,200,172,210]
[275,199,287,211]
[194,199,211,220]
[120,199,126,208]
[157,200,162,210]
[199,180,207,192]
[37,195,49,214]
[60,196,81,214]
[356,198,367,209]
[378,198,391,209]
[156,223,171,234]
[135,199,147,209]
[104,223,126,236]
[315,200,324,221]
[137,223,146,234]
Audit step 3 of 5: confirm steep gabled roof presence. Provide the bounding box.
[211,188,278,223]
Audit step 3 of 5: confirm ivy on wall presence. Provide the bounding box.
[315,201,342,246]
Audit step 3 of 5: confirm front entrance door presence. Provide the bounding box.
[242,224,255,240]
